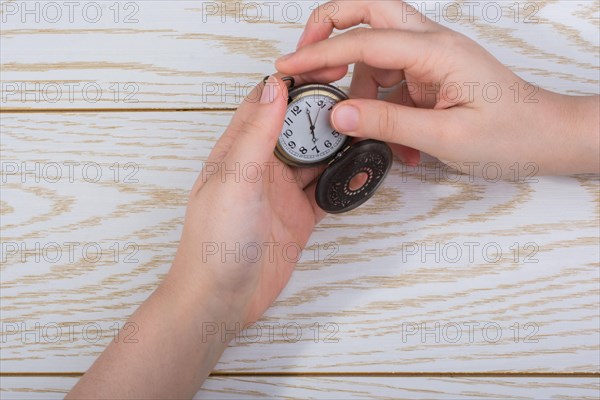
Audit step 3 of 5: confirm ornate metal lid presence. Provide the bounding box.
[315,139,393,214]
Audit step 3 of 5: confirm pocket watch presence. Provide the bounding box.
[270,76,393,214]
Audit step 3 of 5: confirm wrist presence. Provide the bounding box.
[161,263,248,342]
[538,91,600,175]
[568,95,600,173]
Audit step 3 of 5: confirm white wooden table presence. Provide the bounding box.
[1,1,599,398]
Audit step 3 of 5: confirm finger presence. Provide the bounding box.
[292,164,326,190]
[297,0,441,50]
[349,62,379,99]
[385,81,414,106]
[388,143,421,166]
[303,180,328,223]
[383,82,421,165]
[293,1,441,94]
[204,74,329,192]
[205,76,281,165]
[277,29,444,82]
[264,71,348,93]
[293,65,349,88]
[224,75,288,166]
[349,62,405,99]
[330,98,451,156]
[194,76,288,192]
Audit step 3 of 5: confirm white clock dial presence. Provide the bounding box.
[278,91,348,165]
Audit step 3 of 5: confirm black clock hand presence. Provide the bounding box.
[306,108,314,129]
[306,109,317,143]
[314,103,322,125]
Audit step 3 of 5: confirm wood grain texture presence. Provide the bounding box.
[1,0,598,110]
[2,376,600,399]
[2,112,598,374]
[1,0,599,397]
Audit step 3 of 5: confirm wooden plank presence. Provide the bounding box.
[1,0,598,110]
[1,376,599,399]
[1,111,598,373]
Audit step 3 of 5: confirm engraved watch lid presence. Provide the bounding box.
[315,139,393,214]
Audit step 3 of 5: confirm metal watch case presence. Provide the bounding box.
[273,77,394,214]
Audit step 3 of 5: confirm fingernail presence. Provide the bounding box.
[332,104,359,132]
[296,30,306,50]
[261,75,279,104]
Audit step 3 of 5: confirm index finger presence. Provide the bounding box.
[297,0,441,49]
[277,28,445,83]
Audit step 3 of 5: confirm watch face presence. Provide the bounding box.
[276,84,350,167]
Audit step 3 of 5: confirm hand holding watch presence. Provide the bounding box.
[269,76,393,214]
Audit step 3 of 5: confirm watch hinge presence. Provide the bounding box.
[328,144,351,166]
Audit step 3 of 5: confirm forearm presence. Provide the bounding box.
[65,73,314,398]
[66,268,239,399]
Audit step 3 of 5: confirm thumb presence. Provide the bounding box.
[224,75,288,166]
[330,99,451,156]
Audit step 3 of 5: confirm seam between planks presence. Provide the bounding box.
[1,372,599,378]
[0,108,237,114]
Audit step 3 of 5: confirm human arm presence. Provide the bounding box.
[276,0,600,177]
[66,75,325,399]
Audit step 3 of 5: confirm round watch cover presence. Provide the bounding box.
[315,139,393,214]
